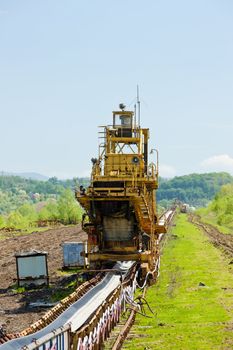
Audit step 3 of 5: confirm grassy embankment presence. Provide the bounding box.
[0,226,49,240]
[196,183,233,234]
[196,206,231,235]
[123,214,233,350]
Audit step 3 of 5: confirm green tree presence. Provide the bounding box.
[18,203,38,223]
[0,215,5,228]
[57,189,82,224]
[6,211,28,229]
[38,201,59,221]
[197,183,233,230]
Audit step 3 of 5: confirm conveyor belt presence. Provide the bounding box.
[158,210,174,226]
[0,261,134,350]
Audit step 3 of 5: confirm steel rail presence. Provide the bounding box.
[111,285,147,350]
[109,208,176,350]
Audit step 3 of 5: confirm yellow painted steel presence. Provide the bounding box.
[76,106,165,268]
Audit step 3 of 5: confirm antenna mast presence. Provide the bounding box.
[137,85,140,127]
[134,103,137,130]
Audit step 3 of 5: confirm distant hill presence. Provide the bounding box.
[157,172,233,207]
[17,172,49,181]
[0,171,48,181]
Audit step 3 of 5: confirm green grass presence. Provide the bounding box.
[50,285,76,302]
[11,285,26,293]
[0,226,51,240]
[57,267,83,276]
[196,208,232,234]
[50,276,84,302]
[123,215,233,350]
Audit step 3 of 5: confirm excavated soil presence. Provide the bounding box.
[2,216,232,337]
[189,214,233,258]
[0,225,86,334]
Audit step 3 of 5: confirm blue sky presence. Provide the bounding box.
[0,0,233,178]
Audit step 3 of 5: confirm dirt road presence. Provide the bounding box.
[189,214,233,258]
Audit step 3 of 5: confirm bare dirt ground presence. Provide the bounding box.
[189,214,233,258]
[0,225,86,334]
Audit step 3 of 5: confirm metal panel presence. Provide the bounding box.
[16,253,48,287]
[103,217,133,241]
[63,242,85,267]
[17,255,47,278]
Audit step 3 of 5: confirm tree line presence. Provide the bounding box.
[0,175,88,230]
[157,172,233,208]
[1,172,233,230]
[0,189,83,230]
[0,175,89,214]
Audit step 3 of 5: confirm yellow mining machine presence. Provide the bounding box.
[76,104,166,275]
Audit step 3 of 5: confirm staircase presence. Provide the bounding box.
[133,196,153,234]
[133,195,166,234]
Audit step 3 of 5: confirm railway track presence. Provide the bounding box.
[104,209,176,350]
[0,209,176,350]
[109,286,147,350]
